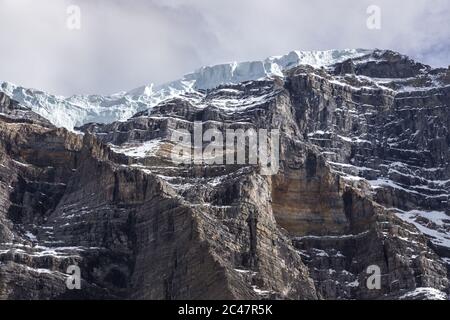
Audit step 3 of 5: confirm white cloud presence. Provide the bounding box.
[0,0,448,95]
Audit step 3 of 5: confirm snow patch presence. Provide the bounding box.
[394,209,450,249]
[109,139,162,158]
[399,287,447,300]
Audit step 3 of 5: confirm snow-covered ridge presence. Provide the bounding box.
[183,49,372,90]
[0,49,371,130]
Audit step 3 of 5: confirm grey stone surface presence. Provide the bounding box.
[0,50,449,299]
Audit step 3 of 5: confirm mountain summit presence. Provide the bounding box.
[1,49,373,130]
[0,49,449,300]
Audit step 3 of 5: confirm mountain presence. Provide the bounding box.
[0,49,371,130]
[0,49,449,300]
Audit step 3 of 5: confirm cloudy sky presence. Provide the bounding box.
[0,0,449,96]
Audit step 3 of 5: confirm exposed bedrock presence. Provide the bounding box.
[1,50,449,299]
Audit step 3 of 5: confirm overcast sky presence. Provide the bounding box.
[0,0,449,96]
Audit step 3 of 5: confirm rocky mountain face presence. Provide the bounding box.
[0,50,449,300]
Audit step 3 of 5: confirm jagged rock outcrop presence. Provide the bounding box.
[0,49,449,300]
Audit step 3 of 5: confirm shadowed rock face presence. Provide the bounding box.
[0,50,449,300]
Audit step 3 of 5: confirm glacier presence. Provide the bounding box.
[0,49,372,130]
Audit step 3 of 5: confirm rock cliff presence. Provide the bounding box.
[0,50,449,299]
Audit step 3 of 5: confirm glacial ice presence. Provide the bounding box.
[0,49,372,130]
